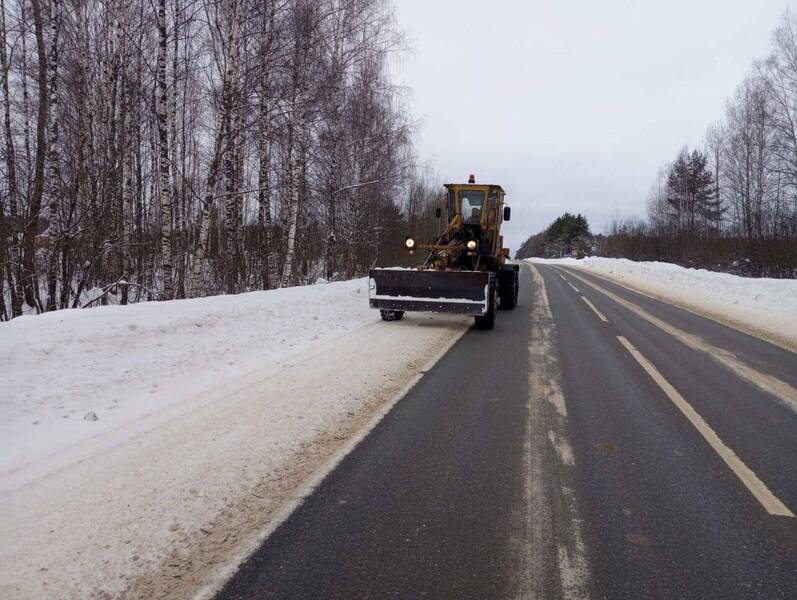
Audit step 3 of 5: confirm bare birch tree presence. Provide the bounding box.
[0,0,423,317]
[156,0,174,299]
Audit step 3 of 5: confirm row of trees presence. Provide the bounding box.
[0,0,436,320]
[515,212,592,259]
[609,13,797,277]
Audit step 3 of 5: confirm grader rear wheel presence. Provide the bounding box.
[380,309,405,321]
[499,269,518,310]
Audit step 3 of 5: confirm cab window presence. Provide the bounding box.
[487,191,498,226]
[460,191,484,223]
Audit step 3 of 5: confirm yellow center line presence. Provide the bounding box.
[581,296,608,322]
[567,282,580,293]
[617,336,794,518]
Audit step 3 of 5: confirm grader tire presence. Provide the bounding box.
[380,309,405,321]
[499,268,519,310]
[474,286,497,330]
[474,311,495,330]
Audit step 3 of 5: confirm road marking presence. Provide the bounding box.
[559,274,568,281]
[617,336,794,518]
[567,282,580,292]
[555,264,796,354]
[581,296,608,322]
[566,270,797,414]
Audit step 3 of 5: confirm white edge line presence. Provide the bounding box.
[557,264,797,355]
[566,267,797,415]
[616,335,794,518]
[191,324,470,600]
[581,296,608,322]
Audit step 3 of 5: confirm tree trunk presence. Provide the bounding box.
[22,0,48,313]
[19,0,32,169]
[45,0,62,311]
[171,0,183,297]
[223,96,241,294]
[280,119,303,288]
[115,9,130,305]
[189,0,242,297]
[121,67,134,305]
[0,0,22,316]
[257,90,273,289]
[157,0,173,299]
[257,3,277,290]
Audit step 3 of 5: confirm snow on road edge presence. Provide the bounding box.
[191,323,468,600]
[0,279,471,599]
[526,257,797,350]
[0,279,374,478]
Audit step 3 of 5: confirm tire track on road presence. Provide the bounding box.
[526,264,592,599]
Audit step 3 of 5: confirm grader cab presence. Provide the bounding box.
[369,175,519,330]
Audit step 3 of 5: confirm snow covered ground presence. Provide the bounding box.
[527,257,797,349]
[1,279,373,477]
[0,281,470,598]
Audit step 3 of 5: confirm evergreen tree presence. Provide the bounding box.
[545,212,590,244]
[665,148,718,235]
[540,212,592,257]
[690,150,724,232]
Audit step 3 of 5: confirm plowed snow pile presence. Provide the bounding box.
[0,280,469,599]
[1,279,372,475]
[527,257,797,349]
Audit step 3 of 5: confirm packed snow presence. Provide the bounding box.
[0,280,470,598]
[527,257,797,349]
[0,279,373,476]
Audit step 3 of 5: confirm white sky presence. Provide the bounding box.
[391,0,796,250]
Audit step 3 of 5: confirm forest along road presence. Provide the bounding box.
[215,263,797,600]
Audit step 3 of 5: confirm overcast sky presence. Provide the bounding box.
[390,0,796,250]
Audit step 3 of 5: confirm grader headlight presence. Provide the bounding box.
[466,239,478,251]
[404,236,416,250]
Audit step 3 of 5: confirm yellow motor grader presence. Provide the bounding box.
[369,175,519,330]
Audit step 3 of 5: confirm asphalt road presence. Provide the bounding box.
[217,263,797,600]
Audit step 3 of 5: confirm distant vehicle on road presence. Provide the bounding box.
[369,175,519,329]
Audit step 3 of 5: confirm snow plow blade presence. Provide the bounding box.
[369,269,491,315]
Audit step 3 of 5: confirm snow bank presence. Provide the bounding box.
[0,280,470,599]
[527,257,797,348]
[0,279,374,476]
